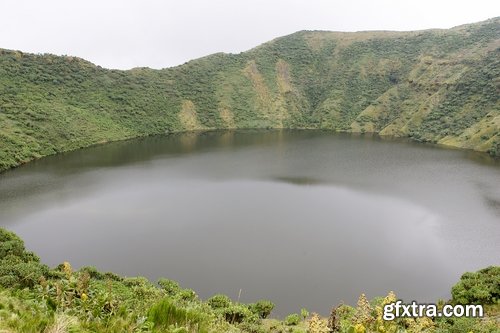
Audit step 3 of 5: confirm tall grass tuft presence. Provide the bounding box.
[148,299,208,333]
[44,314,77,333]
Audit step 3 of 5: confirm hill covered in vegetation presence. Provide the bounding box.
[1,227,499,333]
[0,17,499,172]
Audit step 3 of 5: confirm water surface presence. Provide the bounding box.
[0,130,499,315]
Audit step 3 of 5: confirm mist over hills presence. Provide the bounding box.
[0,17,498,171]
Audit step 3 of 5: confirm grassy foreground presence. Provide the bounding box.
[1,18,499,172]
[0,227,499,333]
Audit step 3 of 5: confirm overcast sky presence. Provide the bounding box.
[0,0,498,69]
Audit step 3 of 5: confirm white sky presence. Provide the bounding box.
[0,0,498,69]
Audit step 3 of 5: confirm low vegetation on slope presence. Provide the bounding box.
[0,227,499,333]
[0,18,499,172]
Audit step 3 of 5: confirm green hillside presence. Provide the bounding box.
[1,18,499,171]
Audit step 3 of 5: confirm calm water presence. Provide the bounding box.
[0,130,499,315]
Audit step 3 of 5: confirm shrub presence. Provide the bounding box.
[451,266,500,305]
[123,276,149,287]
[285,313,301,326]
[434,315,500,333]
[0,228,48,289]
[301,308,309,321]
[0,228,39,262]
[103,271,123,281]
[221,304,255,324]
[207,294,232,309]
[177,288,197,302]
[158,278,181,296]
[308,313,329,333]
[248,300,275,319]
[79,266,105,280]
[237,321,267,333]
[0,229,26,259]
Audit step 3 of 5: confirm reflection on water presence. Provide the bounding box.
[0,130,499,315]
[272,176,324,186]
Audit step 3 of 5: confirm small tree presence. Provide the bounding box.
[249,300,275,319]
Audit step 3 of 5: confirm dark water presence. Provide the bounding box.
[1,130,499,315]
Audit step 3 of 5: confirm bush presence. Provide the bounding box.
[123,276,150,287]
[221,304,255,324]
[237,321,267,333]
[434,316,499,333]
[177,288,197,302]
[103,271,123,281]
[451,266,500,305]
[158,278,181,296]
[285,313,301,326]
[0,228,36,261]
[0,257,47,289]
[207,294,232,309]
[248,300,275,319]
[79,266,105,280]
[301,308,309,321]
[0,228,48,289]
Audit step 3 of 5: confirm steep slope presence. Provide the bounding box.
[0,18,498,171]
